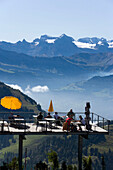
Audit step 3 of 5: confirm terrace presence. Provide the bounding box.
[0,112,109,135]
[0,101,110,170]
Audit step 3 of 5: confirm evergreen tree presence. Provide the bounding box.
[83,156,92,170]
[8,157,19,170]
[34,161,48,170]
[47,149,59,170]
[0,162,8,170]
[61,161,67,170]
[101,155,106,170]
[67,164,73,170]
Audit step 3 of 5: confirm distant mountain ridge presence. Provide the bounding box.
[60,74,113,96]
[0,46,113,89]
[1,34,113,57]
[1,34,113,91]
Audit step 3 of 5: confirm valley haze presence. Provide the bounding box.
[0,34,113,119]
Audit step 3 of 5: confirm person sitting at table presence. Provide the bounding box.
[9,113,14,120]
[54,112,61,126]
[37,112,43,120]
[63,111,76,131]
[8,113,14,125]
[66,111,75,124]
[54,112,59,119]
[36,112,43,130]
[78,115,86,131]
[46,112,52,118]
[67,109,75,117]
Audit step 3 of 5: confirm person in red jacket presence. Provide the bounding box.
[66,115,73,126]
[65,109,76,131]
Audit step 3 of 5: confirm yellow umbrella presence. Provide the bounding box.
[48,100,54,112]
[0,96,22,110]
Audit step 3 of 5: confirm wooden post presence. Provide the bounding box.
[19,135,26,170]
[78,135,83,170]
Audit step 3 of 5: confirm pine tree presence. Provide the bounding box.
[101,155,106,170]
[47,149,59,170]
[83,156,92,170]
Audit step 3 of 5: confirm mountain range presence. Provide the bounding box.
[1,34,113,57]
[0,47,112,89]
[0,34,113,99]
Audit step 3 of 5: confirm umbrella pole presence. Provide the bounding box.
[18,135,26,170]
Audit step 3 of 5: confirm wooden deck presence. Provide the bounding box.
[0,121,109,135]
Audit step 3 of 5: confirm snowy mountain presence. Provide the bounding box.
[1,34,113,57]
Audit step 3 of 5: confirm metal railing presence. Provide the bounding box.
[0,111,110,134]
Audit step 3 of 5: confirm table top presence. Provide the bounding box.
[33,115,38,118]
[14,118,24,121]
[44,118,55,121]
[0,120,8,124]
[39,121,47,124]
[71,121,81,125]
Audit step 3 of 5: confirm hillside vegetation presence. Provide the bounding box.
[0,81,41,114]
[0,123,112,169]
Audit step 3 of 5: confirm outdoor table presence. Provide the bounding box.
[72,121,81,125]
[14,118,25,124]
[35,120,47,131]
[11,118,25,127]
[0,120,9,131]
[33,115,38,118]
[38,120,47,124]
[33,115,38,124]
[44,118,55,129]
[0,120,8,124]
[14,118,24,121]
[44,118,55,121]
[71,121,86,131]
[39,121,47,131]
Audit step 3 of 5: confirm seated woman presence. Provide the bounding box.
[37,112,43,120]
[46,113,52,118]
[78,115,86,131]
[53,112,62,125]
[63,110,77,131]
[54,112,59,119]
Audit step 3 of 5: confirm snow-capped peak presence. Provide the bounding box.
[45,39,56,43]
[73,41,96,49]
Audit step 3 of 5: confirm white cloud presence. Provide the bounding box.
[6,84,49,95]
[31,85,49,93]
[6,84,23,92]
[25,90,32,96]
[24,85,32,95]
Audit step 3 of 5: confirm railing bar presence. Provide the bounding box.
[103,118,104,129]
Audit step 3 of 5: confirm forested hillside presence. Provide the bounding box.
[0,123,112,170]
[0,81,41,114]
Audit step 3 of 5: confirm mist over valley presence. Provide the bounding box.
[0,34,113,119]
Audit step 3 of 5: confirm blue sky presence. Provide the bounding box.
[0,0,113,42]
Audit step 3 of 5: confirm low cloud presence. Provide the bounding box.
[24,85,49,95]
[6,84,23,92]
[31,85,49,93]
[6,84,49,96]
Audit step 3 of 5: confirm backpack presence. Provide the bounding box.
[63,122,70,131]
